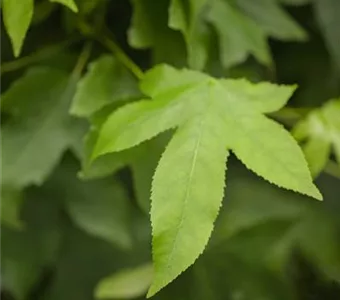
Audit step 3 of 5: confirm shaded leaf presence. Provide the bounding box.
[1,188,24,230]
[314,0,340,71]
[95,263,153,299]
[169,0,210,70]
[207,0,271,68]
[236,0,307,41]
[71,55,140,117]
[50,0,78,12]
[1,68,80,188]
[128,0,186,66]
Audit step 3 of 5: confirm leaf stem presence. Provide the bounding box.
[1,39,77,74]
[77,21,144,80]
[72,42,93,78]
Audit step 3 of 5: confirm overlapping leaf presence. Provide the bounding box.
[236,0,307,41]
[128,0,186,66]
[293,99,340,177]
[1,67,81,188]
[92,64,321,296]
[165,0,307,69]
[71,55,140,117]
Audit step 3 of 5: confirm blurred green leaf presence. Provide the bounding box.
[50,0,78,12]
[314,0,340,71]
[293,99,340,177]
[1,68,81,188]
[95,263,153,299]
[169,0,210,70]
[236,0,307,41]
[1,188,24,230]
[207,0,271,68]
[128,0,186,66]
[61,162,133,249]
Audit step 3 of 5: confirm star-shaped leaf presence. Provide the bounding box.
[92,64,322,296]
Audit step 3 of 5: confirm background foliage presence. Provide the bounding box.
[1,0,340,299]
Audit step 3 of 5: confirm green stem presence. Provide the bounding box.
[78,21,144,80]
[72,42,93,78]
[1,39,77,74]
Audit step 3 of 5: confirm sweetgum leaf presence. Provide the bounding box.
[2,0,34,57]
[207,0,271,68]
[50,0,78,12]
[1,68,79,188]
[93,64,321,295]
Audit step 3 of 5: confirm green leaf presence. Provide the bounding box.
[50,0,78,12]
[236,0,307,41]
[128,0,186,66]
[63,172,133,249]
[148,113,229,296]
[93,64,321,296]
[2,0,34,57]
[71,55,140,117]
[95,263,153,299]
[220,78,296,113]
[1,186,63,300]
[1,67,79,188]
[207,0,271,68]
[1,188,24,230]
[293,99,340,177]
[169,0,210,70]
[314,0,340,71]
[280,0,311,5]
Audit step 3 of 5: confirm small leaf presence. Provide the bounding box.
[2,0,34,57]
[207,0,271,68]
[236,0,308,41]
[293,99,340,176]
[95,263,153,299]
[71,55,140,117]
[50,0,78,12]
